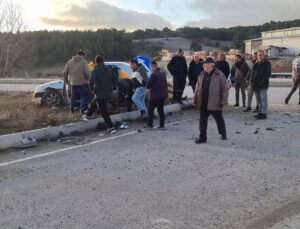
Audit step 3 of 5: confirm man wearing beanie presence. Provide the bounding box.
[63,50,90,114]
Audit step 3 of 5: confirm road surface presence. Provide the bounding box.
[0,89,299,229]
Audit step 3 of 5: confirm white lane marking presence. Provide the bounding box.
[0,131,137,167]
[0,119,192,167]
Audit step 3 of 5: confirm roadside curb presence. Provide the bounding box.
[0,78,294,87]
[0,103,182,150]
[0,79,56,84]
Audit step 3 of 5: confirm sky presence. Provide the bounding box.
[13,0,300,31]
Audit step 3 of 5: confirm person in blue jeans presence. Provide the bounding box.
[252,50,272,120]
[63,50,90,114]
[129,59,148,119]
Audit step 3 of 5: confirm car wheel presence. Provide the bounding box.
[42,90,62,107]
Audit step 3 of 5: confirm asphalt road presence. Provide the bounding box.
[0,89,299,229]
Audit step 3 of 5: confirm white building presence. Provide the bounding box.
[245,27,300,56]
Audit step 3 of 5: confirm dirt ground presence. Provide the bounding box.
[0,92,85,135]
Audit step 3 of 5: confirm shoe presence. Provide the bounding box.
[255,113,267,120]
[106,127,117,134]
[144,125,153,130]
[285,98,289,104]
[233,104,239,107]
[158,126,166,130]
[253,107,259,113]
[82,114,92,121]
[221,133,227,140]
[194,138,207,144]
[244,107,252,112]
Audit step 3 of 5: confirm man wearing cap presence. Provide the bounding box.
[63,50,90,114]
[129,58,148,119]
[167,49,188,104]
[193,57,229,144]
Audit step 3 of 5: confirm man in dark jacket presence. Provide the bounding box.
[193,57,229,144]
[118,78,134,112]
[84,55,118,134]
[146,61,168,129]
[167,49,188,104]
[215,53,230,78]
[231,55,250,107]
[188,54,203,92]
[252,50,272,119]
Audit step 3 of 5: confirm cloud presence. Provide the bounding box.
[155,0,162,9]
[39,0,173,31]
[185,0,300,28]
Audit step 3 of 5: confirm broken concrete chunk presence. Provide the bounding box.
[266,127,275,131]
[13,137,38,149]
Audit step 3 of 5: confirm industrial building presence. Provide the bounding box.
[245,27,300,56]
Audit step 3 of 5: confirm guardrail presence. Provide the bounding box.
[271,72,292,78]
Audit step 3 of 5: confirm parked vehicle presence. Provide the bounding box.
[33,62,136,107]
[33,57,173,107]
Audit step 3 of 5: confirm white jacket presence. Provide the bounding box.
[292,56,300,79]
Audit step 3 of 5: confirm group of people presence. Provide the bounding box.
[63,50,168,134]
[62,48,299,143]
[167,49,272,143]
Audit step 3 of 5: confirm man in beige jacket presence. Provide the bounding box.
[63,50,90,113]
[193,57,229,144]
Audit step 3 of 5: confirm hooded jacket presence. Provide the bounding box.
[63,55,90,86]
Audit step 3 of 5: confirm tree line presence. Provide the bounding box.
[0,0,299,77]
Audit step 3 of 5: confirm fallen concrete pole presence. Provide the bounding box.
[0,103,182,150]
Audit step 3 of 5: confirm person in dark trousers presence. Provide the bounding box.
[231,55,250,107]
[118,78,134,112]
[285,53,300,105]
[193,57,229,144]
[188,54,203,92]
[146,61,168,129]
[245,52,260,112]
[83,55,118,134]
[63,50,90,114]
[252,50,272,120]
[167,49,188,104]
[215,53,230,78]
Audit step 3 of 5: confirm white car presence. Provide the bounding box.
[33,62,142,107]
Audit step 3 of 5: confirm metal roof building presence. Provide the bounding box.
[245,27,300,56]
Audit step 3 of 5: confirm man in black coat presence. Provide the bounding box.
[252,50,272,120]
[231,55,250,107]
[215,53,230,78]
[188,54,203,92]
[118,78,134,112]
[167,49,188,104]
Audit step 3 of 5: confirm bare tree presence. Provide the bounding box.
[0,0,36,77]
